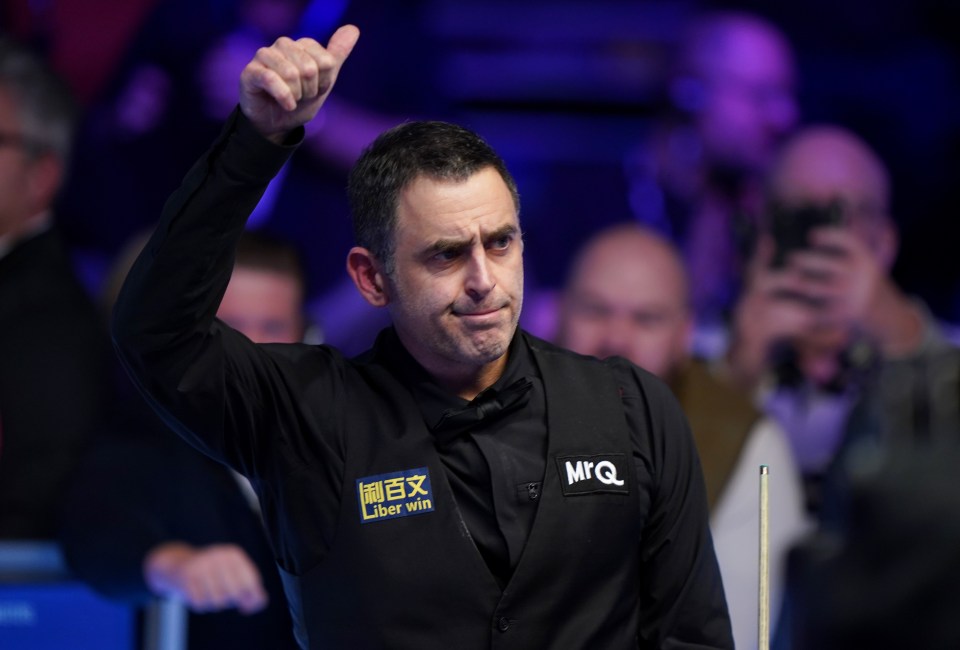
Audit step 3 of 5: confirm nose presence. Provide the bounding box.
[464,248,495,302]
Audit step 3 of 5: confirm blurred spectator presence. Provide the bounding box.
[776,344,960,648]
[724,124,952,514]
[557,223,809,650]
[60,231,305,649]
[625,9,799,354]
[787,432,960,649]
[0,37,109,538]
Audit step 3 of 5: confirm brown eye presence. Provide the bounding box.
[490,235,512,250]
[434,249,458,262]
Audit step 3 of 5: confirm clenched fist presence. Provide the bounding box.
[239,25,359,142]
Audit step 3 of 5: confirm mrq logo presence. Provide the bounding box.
[557,454,629,496]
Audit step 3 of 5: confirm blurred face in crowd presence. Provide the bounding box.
[689,15,798,174]
[382,167,524,386]
[767,126,897,369]
[218,266,305,344]
[0,87,55,237]
[559,226,692,379]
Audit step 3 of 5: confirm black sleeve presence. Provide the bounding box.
[111,109,309,474]
[112,110,355,574]
[610,360,734,649]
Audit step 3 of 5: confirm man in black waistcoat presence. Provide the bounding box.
[113,25,733,649]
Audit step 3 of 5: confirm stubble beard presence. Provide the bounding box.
[447,302,519,366]
[390,272,524,372]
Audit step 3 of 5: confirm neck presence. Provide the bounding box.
[429,353,509,401]
[392,328,512,401]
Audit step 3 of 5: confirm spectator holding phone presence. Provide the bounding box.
[723,125,951,513]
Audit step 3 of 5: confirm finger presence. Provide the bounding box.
[767,280,825,309]
[286,26,359,100]
[808,225,856,249]
[294,37,345,99]
[183,572,217,612]
[786,249,849,279]
[761,270,813,296]
[773,304,822,336]
[274,37,321,100]
[256,42,307,103]
[325,24,360,64]
[218,552,268,614]
[201,569,231,611]
[235,578,268,615]
[241,61,298,111]
[754,254,822,293]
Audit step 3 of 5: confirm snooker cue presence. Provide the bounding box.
[759,464,770,650]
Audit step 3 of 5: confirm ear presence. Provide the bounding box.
[346,246,390,308]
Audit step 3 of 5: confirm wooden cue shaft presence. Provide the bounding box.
[759,464,770,650]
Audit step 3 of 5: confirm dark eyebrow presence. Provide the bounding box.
[422,237,472,259]
[483,224,518,245]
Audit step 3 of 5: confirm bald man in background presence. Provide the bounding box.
[725,125,953,513]
[558,224,808,650]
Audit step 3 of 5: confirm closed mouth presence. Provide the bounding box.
[456,308,500,317]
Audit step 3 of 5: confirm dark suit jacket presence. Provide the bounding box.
[0,227,109,538]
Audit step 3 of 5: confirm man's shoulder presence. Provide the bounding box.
[522,330,592,361]
[521,330,666,398]
[523,329,625,371]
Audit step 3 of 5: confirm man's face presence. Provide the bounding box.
[384,167,523,378]
[560,232,691,379]
[218,266,304,343]
[0,89,40,237]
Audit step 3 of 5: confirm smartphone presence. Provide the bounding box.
[769,200,845,267]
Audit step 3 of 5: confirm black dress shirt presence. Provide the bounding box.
[375,328,546,585]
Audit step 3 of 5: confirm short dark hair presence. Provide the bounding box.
[235,230,306,293]
[347,121,520,274]
[0,37,77,163]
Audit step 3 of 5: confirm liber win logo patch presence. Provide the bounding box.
[357,467,435,524]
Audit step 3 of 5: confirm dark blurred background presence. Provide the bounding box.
[3,0,958,351]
